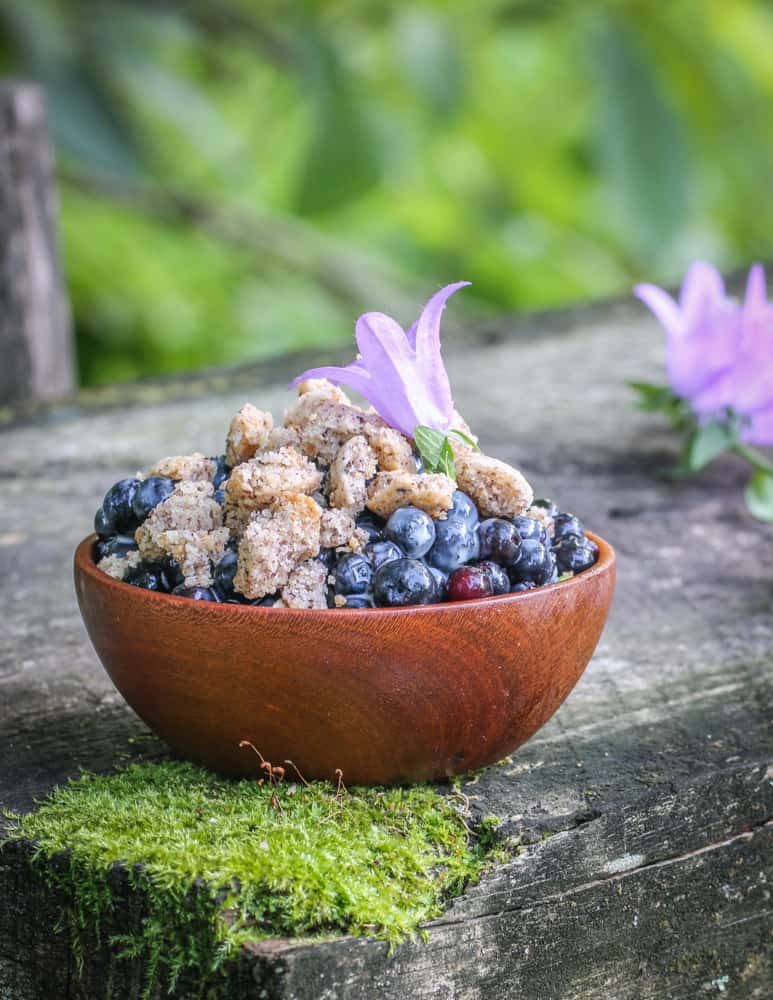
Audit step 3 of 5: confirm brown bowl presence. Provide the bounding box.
[74,533,615,785]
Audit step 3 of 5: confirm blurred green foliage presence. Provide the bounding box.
[1,0,772,386]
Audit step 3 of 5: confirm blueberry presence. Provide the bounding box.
[448,490,478,526]
[531,498,559,519]
[510,581,536,593]
[333,553,374,596]
[96,534,138,561]
[413,452,425,474]
[355,512,385,544]
[160,555,185,589]
[211,455,231,490]
[94,506,113,538]
[554,535,598,574]
[446,565,494,602]
[508,538,555,586]
[337,594,375,609]
[171,585,220,602]
[373,558,436,607]
[385,507,436,558]
[125,564,169,592]
[553,513,584,542]
[214,488,226,506]
[317,548,337,571]
[214,550,239,597]
[511,515,550,545]
[477,560,510,596]
[365,539,404,571]
[478,518,521,566]
[100,479,140,535]
[131,476,176,522]
[427,517,480,573]
[424,563,448,601]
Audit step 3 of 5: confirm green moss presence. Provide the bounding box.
[3,761,502,997]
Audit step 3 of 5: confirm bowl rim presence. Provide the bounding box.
[75,531,615,619]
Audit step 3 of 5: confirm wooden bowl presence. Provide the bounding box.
[74,533,615,785]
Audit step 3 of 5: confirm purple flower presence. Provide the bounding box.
[635,262,773,445]
[291,282,470,438]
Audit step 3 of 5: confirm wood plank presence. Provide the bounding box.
[0,295,771,997]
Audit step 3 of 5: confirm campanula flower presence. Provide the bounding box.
[635,262,773,445]
[290,282,470,438]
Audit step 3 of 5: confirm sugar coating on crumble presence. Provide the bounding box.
[225,404,274,467]
[366,471,456,520]
[146,453,216,482]
[233,493,322,600]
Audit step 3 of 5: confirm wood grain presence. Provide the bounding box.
[1,291,771,997]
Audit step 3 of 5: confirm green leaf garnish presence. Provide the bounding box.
[447,428,481,452]
[413,425,478,479]
[744,469,773,522]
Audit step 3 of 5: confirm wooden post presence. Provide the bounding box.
[0,80,74,405]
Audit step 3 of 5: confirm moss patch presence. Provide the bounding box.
[3,761,502,997]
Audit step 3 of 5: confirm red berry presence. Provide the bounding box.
[446,566,494,602]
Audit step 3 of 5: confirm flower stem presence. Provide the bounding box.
[732,442,773,476]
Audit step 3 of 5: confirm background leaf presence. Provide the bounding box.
[591,13,688,260]
[744,470,773,522]
[684,421,736,472]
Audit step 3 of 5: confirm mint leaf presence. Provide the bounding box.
[414,426,458,479]
[744,469,773,522]
[684,421,737,472]
[414,426,446,470]
[447,428,480,452]
[437,438,457,479]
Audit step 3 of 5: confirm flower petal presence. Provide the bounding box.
[413,282,471,361]
[744,263,767,312]
[679,261,726,325]
[634,283,684,339]
[290,364,372,397]
[743,403,773,446]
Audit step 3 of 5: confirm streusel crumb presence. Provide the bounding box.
[328,435,378,513]
[225,404,273,467]
[365,471,455,520]
[320,508,357,548]
[284,394,385,465]
[454,452,533,519]
[224,447,322,534]
[146,453,216,482]
[364,425,416,472]
[233,493,322,600]
[265,426,301,451]
[281,558,328,609]
[98,550,141,581]
[526,504,554,536]
[295,378,351,405]
[152,527,230,587]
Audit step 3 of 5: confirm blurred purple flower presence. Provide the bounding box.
[291,282,470,438]
[635,262,773,445]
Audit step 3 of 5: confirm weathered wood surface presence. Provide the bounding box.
[1,295,771,997]
[0,81,73,406]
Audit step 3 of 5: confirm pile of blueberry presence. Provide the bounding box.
[328,493,598,608]
[93,469,598,608]
[92,458,230,602]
